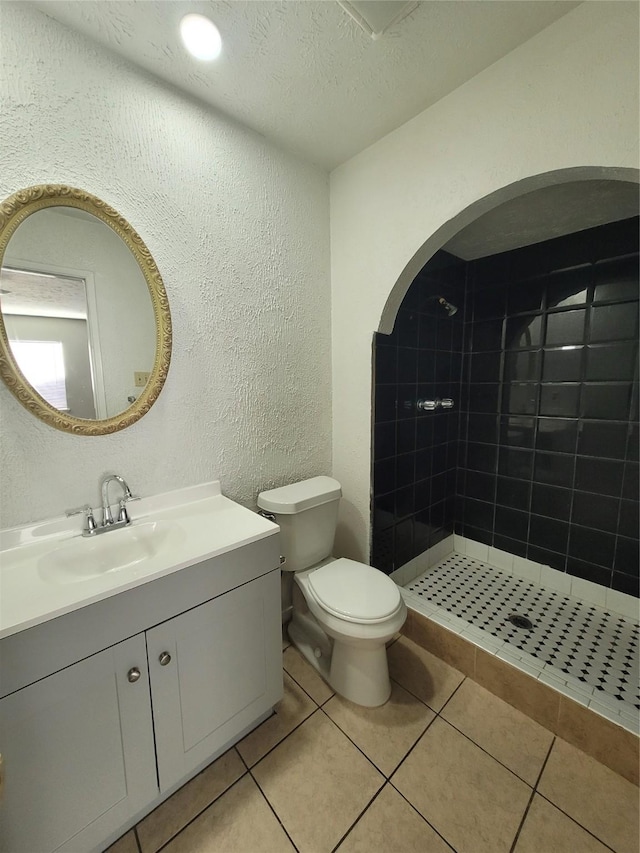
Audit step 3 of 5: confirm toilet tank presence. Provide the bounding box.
[257,476,342,572]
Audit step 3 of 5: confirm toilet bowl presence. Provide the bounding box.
[257,477,406,707]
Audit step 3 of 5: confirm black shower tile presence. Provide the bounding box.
[585,343,637,382]
[505,315,543,349]
[566,557,612,586]
[498,446,533,480]
[413,510,431,553]
[471,318,504,352]
[375,344,397,385]
[571,491,619,534]
[496,476,531,511]
[373,492,395,531]
[502,383,537,415]
[465,470,496,503]
[371,526,394,573]
[396,418,416,454]
[627,423,639,462]
[576,420,628,459]
[493,533,528,558]
[527,544,566,572]
[596,217,639,260]
[468,413,499,444]
[394,485,415,520]
[415,448,432,481]
[504,350,540,382]
[432,413,449,446]
[394,309,420,347]
[612,571,639,597]
[394,517,414,567]
[531,483,572,521]
[542,347,583,382]
[594,255,640,303]
[619,499,639,540]
[580,383,632,421]
[539,384,580,418]
[546,265,590,310]
[395,452,415,489]
[590,303,639,342]
[536,417,578,454]
[464,497,494,530]
[494,506,529,541]
[418,313,438,349]
[534,451,575,489]
[417,349,435,382]
[375,384,397,423]
[374,457,395,495]
[470,351,502,383]
[574,456,623,497]
[614,536,639,574]
[430,471,447,505]
[374,421,396,460]
[434,351,452,383]
[473,253,510,289]
[507,278,545,314]
[463,524,493,546]
[397,347,418,383]
[416,416,433,450]
[375,330,396,348]
[397,383,417,420]
[472,284,507,321]
[568,526,616,568]
[545,309,586,346]
[465,442,497,474]
[436,320,453,352]
[529,514,569,554]
[499,415,535,448]
[469,383,500,414]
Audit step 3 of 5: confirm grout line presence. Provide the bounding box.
[241,705,320,770]
[329,783,387,853]
[283,663,334,709]
[249,769,301,853]
[317,704,394,779]
[534,792,620,853]
[133,825,143,853]
[533,736,555,791]
[388,780,458,853]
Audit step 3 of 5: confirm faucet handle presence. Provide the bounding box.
[65,504,97,534]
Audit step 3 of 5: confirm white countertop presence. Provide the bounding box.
[0,482,278,640]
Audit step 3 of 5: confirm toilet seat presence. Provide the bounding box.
[307,558,402,624]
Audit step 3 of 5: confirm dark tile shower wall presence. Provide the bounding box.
[458,217,639,597]
[372,251,466,573]
[372,218,639,597]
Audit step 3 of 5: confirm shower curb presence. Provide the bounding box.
[402,606,639,787]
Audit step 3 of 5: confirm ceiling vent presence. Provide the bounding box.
[338,1,419,40]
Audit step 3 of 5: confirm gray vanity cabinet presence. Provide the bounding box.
[0,548,283,853]
[0,634,158,853]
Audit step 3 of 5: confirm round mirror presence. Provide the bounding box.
[0,185,171,434]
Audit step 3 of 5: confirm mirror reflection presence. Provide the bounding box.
[0,207,156,420]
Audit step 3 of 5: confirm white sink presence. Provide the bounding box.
[0,481,279,640]
[38,520,186,585]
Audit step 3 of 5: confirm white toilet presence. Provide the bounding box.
[257,476,406,707]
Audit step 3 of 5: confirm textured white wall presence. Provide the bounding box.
[330,1,640,560]
[0,2,331,527]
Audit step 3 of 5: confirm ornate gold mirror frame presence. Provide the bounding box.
[0,185,172,435]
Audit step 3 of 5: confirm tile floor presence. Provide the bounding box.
[405,553,640,720]
[107,636,640,853]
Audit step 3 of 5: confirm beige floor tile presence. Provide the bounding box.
[323,681,435,776]
[283,645,334,705]
[392,717,531,853]
[441,679,553,785]
[137,748,245,852]
[336,783,453,853]
[236,671,316,767]
[403,610,476,676]
[162,774,295,853]
[537,738,640,853]
[104,830,138,853]
[514,795,612,853]
[387,636,464,712]
[252,711,384,853]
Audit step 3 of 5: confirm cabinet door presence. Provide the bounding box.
[148,570,283,791]
[0,634,157,853]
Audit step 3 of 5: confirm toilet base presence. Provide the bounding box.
[287,609,393,707]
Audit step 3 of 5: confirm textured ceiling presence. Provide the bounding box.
[445,180,640,260]
[31,0,579,170]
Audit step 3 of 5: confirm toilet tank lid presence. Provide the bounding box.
[257,476,342,514]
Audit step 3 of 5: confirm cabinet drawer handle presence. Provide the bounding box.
[159,652,171,666]
[127,667,141,683]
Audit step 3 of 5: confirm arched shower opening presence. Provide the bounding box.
[371,169,639,724]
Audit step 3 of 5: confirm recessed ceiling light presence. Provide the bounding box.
[180,14,222,61]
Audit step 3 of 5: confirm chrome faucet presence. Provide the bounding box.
[101,474,138,526]
[66,474,139,537]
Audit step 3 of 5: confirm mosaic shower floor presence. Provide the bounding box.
[405,554,640,726]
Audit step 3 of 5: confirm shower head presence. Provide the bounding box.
[437,296,458,317]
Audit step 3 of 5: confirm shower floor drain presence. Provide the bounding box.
[507,613,534,630]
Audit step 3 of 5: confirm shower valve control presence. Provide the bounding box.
[417,398,454,412]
